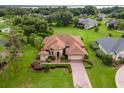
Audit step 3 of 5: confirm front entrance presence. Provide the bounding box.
[57,52,60,59]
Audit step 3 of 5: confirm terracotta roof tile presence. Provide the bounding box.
[44,37,65,50]
[66,42,87,55]
[43,35,87,55]
[39,51,49,55]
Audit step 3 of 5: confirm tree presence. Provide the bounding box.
[73,17,79,27]
[0,10,5,17]
[54,11,73,26]
[34,36,43,50]
[12,15,53,41]
[5,30,23,60]
[82,6,98,15]
[70,8,80,16]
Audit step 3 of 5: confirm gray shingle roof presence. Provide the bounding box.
[97,13,107,18]
[96,37,124,54]
[78,18,98,26]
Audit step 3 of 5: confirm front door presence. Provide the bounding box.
[57,52,60,59]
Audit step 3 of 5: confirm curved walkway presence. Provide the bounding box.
[115,65,124,88]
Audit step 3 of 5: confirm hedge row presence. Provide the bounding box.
[83,59,93,69]
[95,49,106,59]
[90,42,99,50]
[42,64,72,73]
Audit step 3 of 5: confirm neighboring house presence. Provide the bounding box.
[0,40,6,45]
[97,13,107,20]
[1,28,11,33]
[0,50,11,58]
[76,18,98,29]
[38,35,87,61]
[106,20,118,29]
[96,37,124,60]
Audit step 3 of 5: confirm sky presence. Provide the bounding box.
[0,0,124,6]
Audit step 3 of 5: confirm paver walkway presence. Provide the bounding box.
[41,60,92,88]
[115,65,124,88]
[69,61,92,88]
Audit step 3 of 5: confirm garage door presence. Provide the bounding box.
[68,56,83,60]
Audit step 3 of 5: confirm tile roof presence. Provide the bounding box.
[44,37,65,50]
[78,18,98,26]
[38,50,49,55]
[43,34,86,55]
[96,37,124,54]
[66,42,87,55]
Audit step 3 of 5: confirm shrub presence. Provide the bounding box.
[95,49,105,59]
[90,42,99,50]
[46,55,55,62]
[81,37,84,41]
[102,55,113,65]
[46,58,52,63]
[61,55,68,62]
[83,59,93,69]
[108,33,112,37]
[31,62,44,71]
[121,34,124,38]
[43,64,50,72]
[118,58,124,63]
[84,59,93,65]
[84,55,89,59]
[94,27,99,32]
[49,55,56,60]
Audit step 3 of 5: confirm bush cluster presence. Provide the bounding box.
[42,64,72,73]
[46,55,56,62]
[95,49,106,59]
[83,59,93,69]
[90,42,99,50]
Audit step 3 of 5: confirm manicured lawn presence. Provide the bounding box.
[0,45,73,88]
[52,23,121,88]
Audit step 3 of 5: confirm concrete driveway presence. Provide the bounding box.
[115,65,124,88]
[69,61,92,88]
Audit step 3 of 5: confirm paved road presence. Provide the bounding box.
[69,61,92,88]
[115,65,124,88]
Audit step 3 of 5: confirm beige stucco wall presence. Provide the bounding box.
[68,55,84,60]
[40,55,48,61]
[115,51,124,60]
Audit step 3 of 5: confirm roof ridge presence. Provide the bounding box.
[67,42,83,53]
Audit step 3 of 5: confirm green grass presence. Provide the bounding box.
[0,45,73,88]
[52,23,121,88]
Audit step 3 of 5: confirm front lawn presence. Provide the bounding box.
[52,25,118,88]
[0,45,73,88]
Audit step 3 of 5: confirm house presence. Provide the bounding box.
[1,27,11,33]
[106,20,118,29]
[38,35,87,61]
[96,37,124,60]
[97,13,107,20]
[76,18,98,29]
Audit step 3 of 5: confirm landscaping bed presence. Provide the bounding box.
[42,64,72,73]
